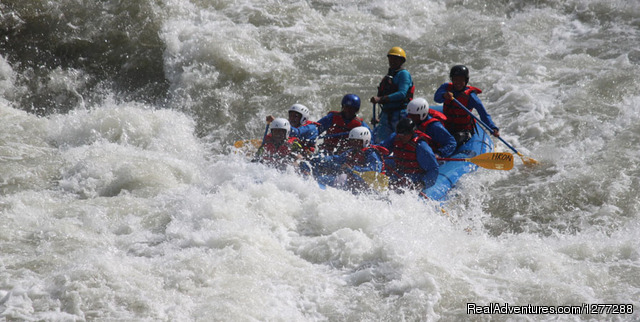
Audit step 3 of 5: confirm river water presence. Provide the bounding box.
[1,0,639,320]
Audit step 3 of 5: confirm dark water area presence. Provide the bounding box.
[0,1,168,114]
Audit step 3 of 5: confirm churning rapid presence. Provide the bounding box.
[1,0,639,320]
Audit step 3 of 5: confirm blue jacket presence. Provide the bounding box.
[307,147,384,190]
[290,121,318,148]
[420,116,456,157]
[311,147,383,174]
[381,133,439,188]
[433,83,499,132]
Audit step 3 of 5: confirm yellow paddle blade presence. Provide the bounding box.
[517,152,539,166]
[233,139,263,149]
[232,139,263,158]
[469,152,514,170]
[354,171,389,192]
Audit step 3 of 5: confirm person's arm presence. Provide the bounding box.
[290,126,300,138]
[416,141,439,188]
[427,121,456,157]
[379,133,397,150]
[468,92,499,135]
[433,83,449,104]
[254,135,272,160]
[360,119,371,132]
[291,123,318,142]
[315,113,333,134]
[310,151,346,173]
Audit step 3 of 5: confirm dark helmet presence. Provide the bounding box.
[449,65,470,82]
[396,117,416,135]
[341,94,361,111]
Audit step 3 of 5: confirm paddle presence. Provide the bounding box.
[352,170,389,192]
[251,123,271,161]
[233,139,262,149]
[438,152,514,170]
[234,118,273,151]
[451,98,539,166]
[371,103,379,126]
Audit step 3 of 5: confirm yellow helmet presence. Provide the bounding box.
[387,47,406,60]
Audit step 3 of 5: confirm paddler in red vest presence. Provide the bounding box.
[305,126,385,192]
[406,97,456,158]
[370,46,415,144]
[267,103,319,154]
[434,65,500,146]
[316,94,372,155]
[381,118,439,191]
[256,118,303,170]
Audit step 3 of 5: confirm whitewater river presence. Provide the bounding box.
[1,0,639,320]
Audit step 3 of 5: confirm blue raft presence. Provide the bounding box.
[302,105,494,198]
[420,105,494,201]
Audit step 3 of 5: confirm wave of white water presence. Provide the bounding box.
[1,0,639,320]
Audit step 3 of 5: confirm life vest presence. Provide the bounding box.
[416,110,447,152]
[261,136,300,165]
[428,109,447,123]
[377,68,415,105]
[345,145,390,172]
[320,112,365,154]
[301,120,320,127]
[442,84,482,132]
[293,120,320,153]
[392,130,432,174]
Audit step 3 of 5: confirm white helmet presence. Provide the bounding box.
[288,104,310,123]
[270,118,291,137]
[407,97,429,121]
[348,126,371,147]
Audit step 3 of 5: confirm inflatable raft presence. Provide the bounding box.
[236,105,495,200]
[420,105,494,201]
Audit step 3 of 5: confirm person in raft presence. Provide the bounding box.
[303,126,386,192]
[266,103,319,155]
[370,46,415,144]
[381,118,439,191]
[316,94,372,155]
[433,65,499,146]
[406,97,456,158]
[255,118,303,170]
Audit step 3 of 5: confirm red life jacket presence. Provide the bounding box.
[320,112,364,154]
[377,68,415,103]
[442,84,482,132]
[293,120,321,153]
[262,135,299,165]
[301,120,320,127]
[416,110,447,152]
[392,131,432,174]
[428,109,447,123]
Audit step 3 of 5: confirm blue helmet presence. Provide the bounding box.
[341,94,361,111]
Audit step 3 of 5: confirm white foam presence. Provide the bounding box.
[2,0,640,320]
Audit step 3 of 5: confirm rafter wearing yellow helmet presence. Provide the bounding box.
[370,47,415,143]
[387,47,406,61]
